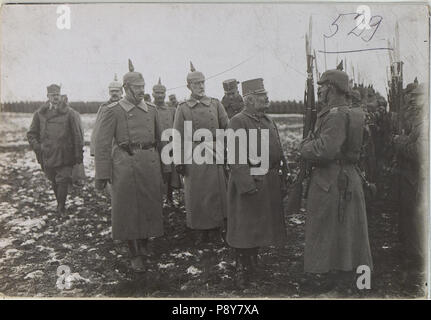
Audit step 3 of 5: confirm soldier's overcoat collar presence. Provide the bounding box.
[186,96,211,108]
[155,103,168,110]
[119,98,148,112]
[317,102,347,118]
[242,110,270,122]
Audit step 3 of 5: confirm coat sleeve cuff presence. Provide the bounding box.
[231,165,257,194]
[95,160,112,180]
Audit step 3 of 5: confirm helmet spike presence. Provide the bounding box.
[190,61,196,72]
[128,59,134,72]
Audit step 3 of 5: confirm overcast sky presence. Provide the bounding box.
[1,2,429,102]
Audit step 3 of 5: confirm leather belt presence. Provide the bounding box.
[129,142,156,150]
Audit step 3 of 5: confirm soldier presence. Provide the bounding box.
[401,80,418,134]
[226,78,287,286]
[90,74,123,157]
[221,79,244,119]
[152,78,182,204]
[27,84,84,215]
[173,62,229,245]
[90,75,123,197]
[299,69,373,293]
[351,89,377,188]
[393,83,427,276]
[168,94,179,109]
[94,60,166,272]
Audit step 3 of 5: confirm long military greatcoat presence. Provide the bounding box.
[156,103,182,189]
[90,99,115,156]
[27,103,83,169]
[396,119,427,260]
[173,96,229,229]
[300,104,373,273]
[71,108,86,183]
[95,98,165,240]
[226,110,287,248]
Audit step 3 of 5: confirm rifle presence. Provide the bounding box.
[285,17,317,215]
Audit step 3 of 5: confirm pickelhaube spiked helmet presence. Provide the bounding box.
[153,77,166,93]
[317,69,349,94]
[411,83,426,95]
[109,74,123,90]
[186,61,205,84]
[123,59,145,86]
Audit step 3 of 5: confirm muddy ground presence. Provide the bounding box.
[0,112,426,298]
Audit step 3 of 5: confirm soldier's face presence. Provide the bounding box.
[153,91,166,104]
[318,83,330,104]
[189,80,205,97]
[226,90,237,101]
[254,93,269,111]
[109,88,122,102]
[169,96,177,105]
[127,84,146,102]
[48,93,61,105]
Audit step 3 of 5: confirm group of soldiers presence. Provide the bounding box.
[26,58,427,293]
[350,76,427,278]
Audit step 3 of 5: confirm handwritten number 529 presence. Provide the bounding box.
[324,12,383,42]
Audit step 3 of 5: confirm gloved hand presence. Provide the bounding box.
[95,179,109,190]
[176,165,186,176]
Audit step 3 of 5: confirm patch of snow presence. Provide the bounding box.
[21,239,36,246]
[216,261,228,271]
[186,266,202,276]
[157,262,175,269]
[288,215,304,225]
[5,248,21,259]
[170,251,193,259]
[7,217,46,234]
[0,238,14,249]
[24,270,44,280]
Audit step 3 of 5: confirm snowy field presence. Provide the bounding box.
[0,112,423,298]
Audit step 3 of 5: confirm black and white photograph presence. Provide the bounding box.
[0,1,429,300]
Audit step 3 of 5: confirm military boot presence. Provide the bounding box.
[137,239,150,258]
[56,182,68,215]
[51,182,58,201]
[234,249,253,289]
[193,230,209,247]
[249,248,259,273]
[127,240,146,273]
